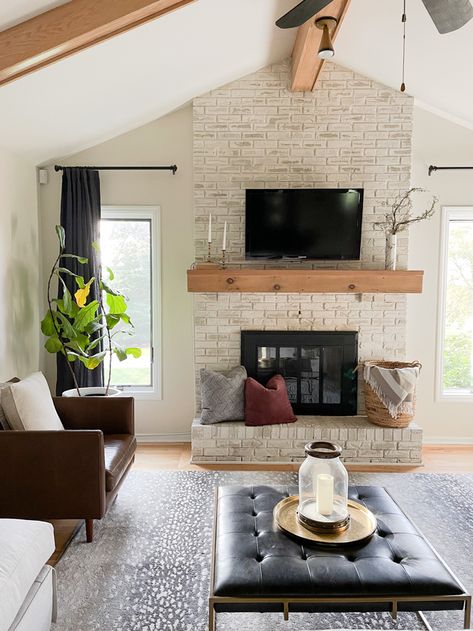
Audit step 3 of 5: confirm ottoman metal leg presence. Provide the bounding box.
[417,612,433,631]
[465,595,472,629]
[208,599,215,631]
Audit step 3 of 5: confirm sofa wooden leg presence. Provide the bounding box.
[85,519,94,543]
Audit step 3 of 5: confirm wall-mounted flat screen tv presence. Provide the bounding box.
[245,188,364,260]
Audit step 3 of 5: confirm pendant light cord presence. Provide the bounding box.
[401,0,407,92]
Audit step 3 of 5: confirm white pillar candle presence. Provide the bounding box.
[208,213,212,243]
[222,221,227,251]
[316,473,334,516]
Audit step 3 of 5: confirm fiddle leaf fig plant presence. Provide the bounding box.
[41,225,141,395]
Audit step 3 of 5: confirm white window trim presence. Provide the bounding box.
[101,205,162,400]
[436,205,473,402]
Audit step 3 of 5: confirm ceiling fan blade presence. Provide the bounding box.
[421,0,473,34]
[276,0,333,29]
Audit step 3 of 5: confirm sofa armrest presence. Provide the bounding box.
[0,430,106,520]
[53,396,134,435]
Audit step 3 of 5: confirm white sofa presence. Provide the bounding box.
[0,519,56,631]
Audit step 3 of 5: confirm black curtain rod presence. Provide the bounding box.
[429,165,473,176]
[54,164,177,174]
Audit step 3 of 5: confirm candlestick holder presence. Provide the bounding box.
[221,249,226,269]
[207,241,212,263]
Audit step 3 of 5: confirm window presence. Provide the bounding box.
[438,207,473,399]
[100,206,161,396]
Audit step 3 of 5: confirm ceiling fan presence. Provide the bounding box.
[276,0,473,34]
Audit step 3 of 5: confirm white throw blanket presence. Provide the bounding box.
[364,364,420,418]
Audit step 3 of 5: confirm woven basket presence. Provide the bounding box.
[362,360,421,429]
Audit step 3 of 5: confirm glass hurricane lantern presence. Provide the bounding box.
[298,441,350,534]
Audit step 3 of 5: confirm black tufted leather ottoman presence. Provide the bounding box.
[209,485,471,631]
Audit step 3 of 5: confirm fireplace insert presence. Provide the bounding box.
[241,331,358,416]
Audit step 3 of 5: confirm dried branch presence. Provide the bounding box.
[375,188,438,235]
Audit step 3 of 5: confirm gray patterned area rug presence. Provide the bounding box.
[53,471,473,631]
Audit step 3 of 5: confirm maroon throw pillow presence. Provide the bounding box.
[244,375,297,426]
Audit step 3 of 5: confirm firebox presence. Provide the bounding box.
[241,331,358,416]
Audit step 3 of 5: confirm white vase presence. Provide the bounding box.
[385,234,397,270]
[62,386,122,398]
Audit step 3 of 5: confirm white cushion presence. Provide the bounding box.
[8,565,55,631]
[0,519,55,631]
[1,373,63,431]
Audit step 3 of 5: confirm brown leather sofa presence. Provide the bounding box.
[0,395,136,542]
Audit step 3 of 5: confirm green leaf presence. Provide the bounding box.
[73,300,99,332]
[60,254,88,264]
[55,225,65,249]
[65,337,88,355]
[85,320,105,335]
[92,241,100,252]
[106,266,114,281]
[45,336,63,353]
[100,280,120,296]
[120,313,132,325]
[106,292,127,315]
[125,347,142,358]
[82,351,107,370]
[55,297,79,318]
[86,334,108,352]
[105,313,121,329]
[75,276,85,289]
[113,345,128,361]
[56,312,78,340]
[56,267,81,278]
[41,311,56,336]
[62,285,74,316]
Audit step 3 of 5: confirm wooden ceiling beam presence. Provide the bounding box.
[0,0,195,86]
[290,0,351,92]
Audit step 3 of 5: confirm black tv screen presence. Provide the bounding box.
[245,188,363,260]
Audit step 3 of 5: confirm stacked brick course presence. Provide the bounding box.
[191,417,423,465]
[191,60,420,465]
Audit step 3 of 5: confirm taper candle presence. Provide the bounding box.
[222,221,227,251]
[208,213,212,243]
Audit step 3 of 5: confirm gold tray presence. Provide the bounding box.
[274,496,377,546]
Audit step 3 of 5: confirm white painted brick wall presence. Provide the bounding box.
[192,59,413,414]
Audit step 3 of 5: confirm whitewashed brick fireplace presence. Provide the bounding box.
[190,60,422,466]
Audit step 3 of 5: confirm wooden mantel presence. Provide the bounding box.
[187,267,424,294]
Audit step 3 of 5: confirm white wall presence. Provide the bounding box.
[0,147,39,380]
[409,107,473,443]
[38,106,195,440]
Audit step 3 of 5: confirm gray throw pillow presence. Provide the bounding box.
[200,366,247,424]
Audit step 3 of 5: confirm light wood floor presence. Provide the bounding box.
[49,442,473,565]
[134,442,473,474]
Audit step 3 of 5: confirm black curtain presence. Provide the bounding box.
[56,168,104,394]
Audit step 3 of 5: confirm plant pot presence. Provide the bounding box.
[62,386,122,398]
[385,233,397,270]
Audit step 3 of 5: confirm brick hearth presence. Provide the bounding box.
[191,417,423,466]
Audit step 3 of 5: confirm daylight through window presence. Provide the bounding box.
[100,207,158,392]
[440,208,473,398]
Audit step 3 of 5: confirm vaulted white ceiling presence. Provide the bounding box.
[334,0,473,130]
[0,0,472,164]
[0,0,296,164]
